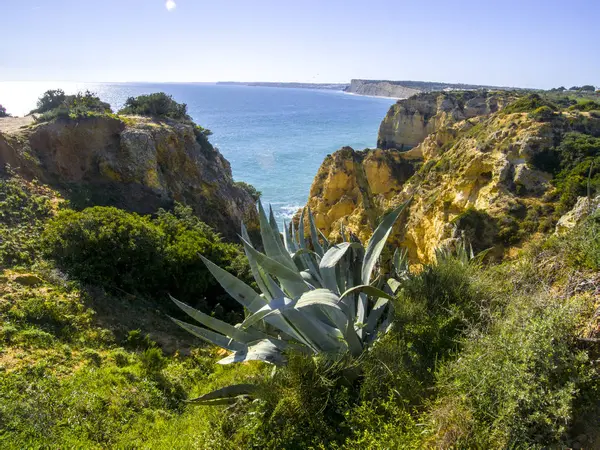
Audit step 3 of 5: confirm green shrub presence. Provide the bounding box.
[233,181,262,201]
[569,99,600,112]
[42,204,251,315]
[32,89,67,114]
[32,90,112,121]
[118,93,191,121]
[42,206,166,295]
[529,105,557,122]
[431,293,594,448]
[0,172,56,267]
[503,93,557,114]
[451,207,499,253]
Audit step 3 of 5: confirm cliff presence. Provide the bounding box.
[305,93,600,263]
[377,90,516,149]
[0,115,257,238]
[345,80,421,98]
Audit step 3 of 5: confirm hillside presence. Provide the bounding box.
[1,88,600,448]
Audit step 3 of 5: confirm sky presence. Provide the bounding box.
[1,0,598,89]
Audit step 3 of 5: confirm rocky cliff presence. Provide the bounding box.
[305,93,600,263]
[377,91,516,150]
[345,80,421,98]
[0,115,257,238]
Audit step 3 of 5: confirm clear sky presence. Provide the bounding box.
[1,0,598,88]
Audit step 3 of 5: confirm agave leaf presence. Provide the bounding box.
[295,289,348,331]
[282,220,298,254]
[218,339,286,365]
[170,295,263,343]
[340,284,396,302]
[318,228,330,251]
[307,206,324,257]
[364,297,389,335]
[240,296,295,331]
[298,208,307,248]
[240,237,309,299]
[361,200,410,285]
[319,243,361,294]
[187,384,258,404]
[387,278,401,295]
[258,201,297,271]
[170,318,247,352]
[199,255,266,313]
[241,222,275,300]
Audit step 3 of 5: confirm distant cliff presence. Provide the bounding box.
[0,115,257,238]
[377,91,515,149]
[345,80,421,98]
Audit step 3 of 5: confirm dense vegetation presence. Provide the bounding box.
[118,92,191,121]
[0,167,598,448]
[30,89,113,121]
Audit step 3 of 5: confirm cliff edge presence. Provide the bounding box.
[306,92,600,263]
[0,115,257,238]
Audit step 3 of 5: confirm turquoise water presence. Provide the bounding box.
[0,82,395,223]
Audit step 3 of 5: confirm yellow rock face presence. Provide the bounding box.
[305,107,592,264]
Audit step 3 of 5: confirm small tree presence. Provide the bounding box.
[0,104,9,117]
[118,93,191,121]
[580,85,596,92]
[33,89,67,113]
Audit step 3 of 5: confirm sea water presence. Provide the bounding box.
[0,82,395,224]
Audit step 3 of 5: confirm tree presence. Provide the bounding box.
[0,104,9,117]
[33,89,67,113]
[580,85,596,92]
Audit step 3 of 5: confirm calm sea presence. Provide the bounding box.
[0,82,395,224]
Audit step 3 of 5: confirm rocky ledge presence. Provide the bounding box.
[0,115,257,239]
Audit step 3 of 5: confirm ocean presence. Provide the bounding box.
[0,82,396,224]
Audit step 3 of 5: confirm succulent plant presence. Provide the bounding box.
[170,200,409,403]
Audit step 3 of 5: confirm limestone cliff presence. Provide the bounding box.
[0,115,256,238]
[377,91,515,150]
[306,94,600,264]
[345,80,421,99]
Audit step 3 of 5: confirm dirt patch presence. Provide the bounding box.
[0,116,35,135]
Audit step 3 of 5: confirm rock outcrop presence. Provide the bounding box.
[377,91,516,150]
[306,94,600,264]
[0,115,256,239]
[345,80,421,99]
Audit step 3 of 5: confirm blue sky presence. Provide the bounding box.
[1,0,598,88]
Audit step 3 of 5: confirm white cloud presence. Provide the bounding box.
[165,0,176,11]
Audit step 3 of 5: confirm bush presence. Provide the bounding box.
[0,104,9,117]
[234,181,262,201]
[32,90,113,121]
[118,93,191,121]
[33,89,67,114]
[529,105,557,122]
[0,172,56,267]
[569,99,600,112]
[431,293,593,448]
[42,204,251,315]
[42,207,166,295]
[503,93,557,114]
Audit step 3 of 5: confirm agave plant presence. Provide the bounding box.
[170,200,408,401]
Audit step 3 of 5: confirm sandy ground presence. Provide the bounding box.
[0,116,35,134]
